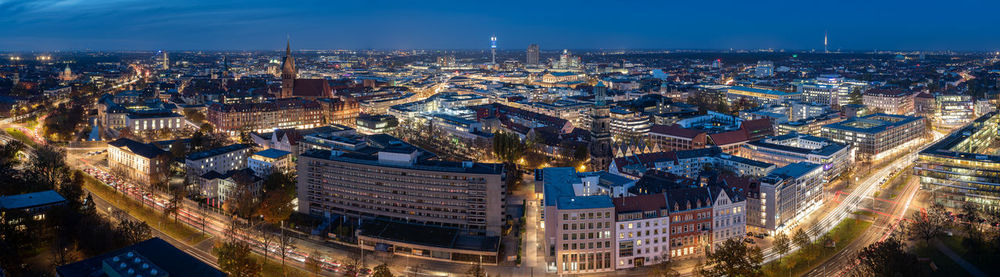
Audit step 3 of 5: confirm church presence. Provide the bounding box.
[280,40,332,100]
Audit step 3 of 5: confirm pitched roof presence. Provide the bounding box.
[109,138,168,159]
[293,79,331,98]
[708,129,749,146]
[650,124,705,139]
[613,193,668,214]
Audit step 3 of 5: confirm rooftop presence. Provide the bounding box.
[186,143,252,161]
[0,190,66,210]
[253,148,291,159]
[56,238,224,277]
[822,113,923,134]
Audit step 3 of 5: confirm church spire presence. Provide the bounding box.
[280,38,297,98]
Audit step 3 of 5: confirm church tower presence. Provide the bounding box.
[280,39,297,98]
[589,82,613,172]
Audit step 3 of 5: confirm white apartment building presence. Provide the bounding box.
[185,144,253,182]
[710,186,746,249]
[613,194,670,269]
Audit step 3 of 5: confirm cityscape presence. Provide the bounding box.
[2,1,1000,277]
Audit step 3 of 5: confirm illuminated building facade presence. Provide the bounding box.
[820,113,925,161]
[915,112,1000,209]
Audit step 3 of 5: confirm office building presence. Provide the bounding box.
[754,61,774,78]
[915,112,1000,209]
[610,147,776,179]
[936,95,975,127]
[726,86,801,106]
[863,89,914,115]
[740,133,853,180]
[527,44,540,65]
[795,74,867,107]
[296,134,505,235]
[540,167,622,274]
[821,113,925,161]
[248,148,293,177]
[185,143,253,182]
[108,138,171,186]
[207,98,324,135]
[757,162,825,233]
[56,238,224,277]
[0,190,66,223]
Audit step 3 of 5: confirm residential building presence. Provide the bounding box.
[664,186,713,259]
[610,147,776,179]
[108,138,171,186]
[821,113,925,161]
[710,185,746,249]
[613,194,670,269]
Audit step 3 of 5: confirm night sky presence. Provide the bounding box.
[2,0,999,51]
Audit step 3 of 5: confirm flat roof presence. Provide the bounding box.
[728,86,799,96]
[0,190,66,210]
[253,148,291,159]
[541,167,616,210]
[186,143,251,161]
[56,238,224,277]
[358,219,499,252]
[822,113,923,134]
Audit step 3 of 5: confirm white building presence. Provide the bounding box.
[613,194,670,269]
[185,144,253,182]
[710,186,746,249]
[757,162,824,233]
[247,148,292,177]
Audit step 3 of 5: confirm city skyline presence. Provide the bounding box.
[2,0,1000,51]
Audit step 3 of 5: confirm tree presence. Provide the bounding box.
[699,238,764,277]
[372,263,394,277]
[214,240,262,277]
[772,231,791,267]
[255,223,276,262]
[960,202,982,241]
[492,131,525,164]
[169,140,187,161]
[652,253,680,277]
[184,108,206,124]
[199,123,214,134]
[305,250,322,277]
[116,219,152,245]
[908,203,947,244]
[256,190,294,225]
[466,259,486,277]
[278,225,294,269]
[31,145,70,189]
[852,236,927,277]
[164,185,184,223]
[226,174,259,220]
[793,228,816,267]
[848,87,864,105]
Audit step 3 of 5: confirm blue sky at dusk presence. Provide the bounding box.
[1,0,999,51]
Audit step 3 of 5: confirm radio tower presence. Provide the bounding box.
[490,34,497,64]
[824,31,829,53]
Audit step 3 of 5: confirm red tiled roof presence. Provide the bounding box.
[293,79,331,98]
[708,129,748,146]
[613,193,668,213]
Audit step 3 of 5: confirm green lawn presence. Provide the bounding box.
[764,218,873,277]
[79,170,210,245]
[912,235,1000,276]
[5,127,38,148]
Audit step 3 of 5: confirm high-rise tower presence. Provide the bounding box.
[589,82,613,172]
[162,51,169,70]
[526,44,539,65]
[824,31,829,53]
[490,35,497,64]
[280,39,297,98]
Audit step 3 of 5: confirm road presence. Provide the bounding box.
[806,169,921,276]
